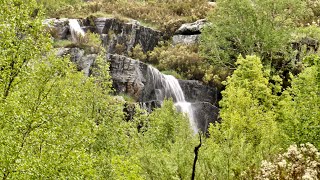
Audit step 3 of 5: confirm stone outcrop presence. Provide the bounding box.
[108,54,217,103]
[49,16,220,132]
[108,54,219,130]
[178,80,217,105]
[43,18,70,39]
[172,19,207,45]
[175,19,206,35]
[172,35,200,45]
[46,17,163,55]
[93,18,162,54]
[56,48,96,77]
[107,54,146,100]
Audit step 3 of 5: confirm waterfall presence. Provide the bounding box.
[68,19,85,43]
[148,66,198,133]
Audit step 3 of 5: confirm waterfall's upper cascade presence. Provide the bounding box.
[148,66,198,133]
[68,19,85,43]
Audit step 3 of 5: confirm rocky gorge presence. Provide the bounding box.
[46,17,219,133]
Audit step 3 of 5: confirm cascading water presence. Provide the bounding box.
[68,19,85,43]
[148,66,198,133]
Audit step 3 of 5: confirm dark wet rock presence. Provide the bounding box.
[124,102,136,121]
[179,80,217,105]
[139,100,162,113]
[192,102,219,133]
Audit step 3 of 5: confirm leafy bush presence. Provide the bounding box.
[128,44,147,61]
[148,43,206,80]
[197,56,282,179]
[52,31,102,54]
[277,55,320,148]
[200,0,309,69]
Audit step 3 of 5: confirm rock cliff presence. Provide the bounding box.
[50,17,219,132]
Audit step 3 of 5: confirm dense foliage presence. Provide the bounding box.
[200,0,309,68]
[1,0,320,179]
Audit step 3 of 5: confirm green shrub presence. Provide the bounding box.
[53,39,74,48]
[200,0,310,69]
[161,70,184,80]
[128,44,147,61]
[148,43,206,80]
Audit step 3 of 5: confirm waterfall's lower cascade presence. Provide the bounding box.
[148,66,198,133]
[68,19,85,43]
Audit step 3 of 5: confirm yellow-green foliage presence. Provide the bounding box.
[129,44,147,61]
[197,56,282,179]
[305,0,320,17]
[52,31,102,54]
[53,39,74,48]
[278,56,320,148]
[37,0,84,17]
[149,43,206,80]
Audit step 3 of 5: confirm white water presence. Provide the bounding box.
[68,19,85,43]
[148,66,198,133]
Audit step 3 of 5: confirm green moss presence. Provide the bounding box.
[53,40,73,48]
[161,70,184,80]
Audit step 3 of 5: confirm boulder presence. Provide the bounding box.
[172,34,200,45]
[175,19,207,35]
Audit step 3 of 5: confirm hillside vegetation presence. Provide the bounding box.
[37,0,211,35]
[0,0,319,179]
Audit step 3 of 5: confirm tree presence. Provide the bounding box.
[198,56,283,179]
[131,100,196,180]
[278,55,320,148]
[200,0,309,68]
[0,0,122,178]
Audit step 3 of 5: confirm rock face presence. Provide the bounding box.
[192,102,219,132]
[172,35,200,45]
[179,80,217,106]
[56,48,96,77]
[93,18,162,54]
[49,17,220,133]
[172,19,207,45]
[43,18,69,39]
[108,54,147,100]
[46,17,163,54]
[108,54,219,132]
